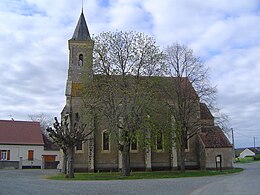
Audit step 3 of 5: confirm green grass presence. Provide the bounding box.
[239,157,254,163]
[48,168,243,181]
[235,156,260,163]
[254,155,260,161]
[235,155,260,163]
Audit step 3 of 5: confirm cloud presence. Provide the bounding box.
[1,0,260,147]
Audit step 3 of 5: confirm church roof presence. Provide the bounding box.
[200,103,214,120]
[71,11,91,41]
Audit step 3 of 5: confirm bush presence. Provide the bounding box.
[254,155,260,161]
[238,156,254,163]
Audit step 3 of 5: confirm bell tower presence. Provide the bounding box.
[62,10,95,172]
[66,10,94,98]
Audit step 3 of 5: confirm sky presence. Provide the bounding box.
[0,0,260,148]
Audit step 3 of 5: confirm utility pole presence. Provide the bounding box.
[231,128,235,148]
[231,128,235,161]
[254,136,256,149]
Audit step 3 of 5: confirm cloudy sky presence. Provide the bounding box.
[1,0,260,148]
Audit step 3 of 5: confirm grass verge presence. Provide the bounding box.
[47,168,243,181]
[235,155,260,163]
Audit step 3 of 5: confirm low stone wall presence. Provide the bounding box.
[0,161,19,169]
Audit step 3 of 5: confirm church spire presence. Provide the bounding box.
[71,10,91,41]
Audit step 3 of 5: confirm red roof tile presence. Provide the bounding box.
[200,126,232,148]
[0,120,44,145]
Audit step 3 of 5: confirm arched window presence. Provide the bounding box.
[156,131,163,151]
[78,54,83,66]
[102,130,110,151]
[76,140,83,151]
[131,136,138,151]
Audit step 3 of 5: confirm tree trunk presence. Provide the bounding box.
[121,143,130,176]
[66,147,74,178]
[61,151,67,174]
[179,134,186,173]
[180,146,186,172]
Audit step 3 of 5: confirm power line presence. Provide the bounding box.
[233,129,257,138]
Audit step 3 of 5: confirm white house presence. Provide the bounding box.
[239,148,255,158]
[0,120,44,169]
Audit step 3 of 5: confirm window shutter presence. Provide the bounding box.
[28,150,34,161]
[7,150,10,160]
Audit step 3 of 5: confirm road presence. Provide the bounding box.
[0,162,259,195]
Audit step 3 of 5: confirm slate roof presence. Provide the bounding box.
[200,126,232,148]
[200,103,214,120]
[0,120,44,145]
[71,11,91,41]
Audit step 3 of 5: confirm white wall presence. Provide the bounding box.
[239,148,255,158]
[0,144,44,167]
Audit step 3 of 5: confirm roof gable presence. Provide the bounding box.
[0,120,44,145]
[200,126,232,148]
[241,148,255,155]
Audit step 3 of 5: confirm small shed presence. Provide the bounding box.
[199,126,233,169]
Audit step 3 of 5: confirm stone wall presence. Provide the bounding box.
[205,147,233,169]
[0,161,19,169]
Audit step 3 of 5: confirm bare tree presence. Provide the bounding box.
[164,42,216,172]
[213,108,231,135]
[46,114,93,178]
[83,31,165,176]
[28,112,53,135]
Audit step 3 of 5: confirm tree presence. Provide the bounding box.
[46,114,93,178]
[28,112,53,135]
[164,42,216,172]
[213,108,231,135]
[83,31,165,176]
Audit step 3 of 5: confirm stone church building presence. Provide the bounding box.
[61,11,233,172]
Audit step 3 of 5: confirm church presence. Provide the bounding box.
[61,10,233,172]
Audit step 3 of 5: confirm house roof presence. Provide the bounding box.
[200,126,232,148]
[240,148,255,155]
[0,120,44,145]
[249,147,260,154]
[236,147,260,155]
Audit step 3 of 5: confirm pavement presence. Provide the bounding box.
[0,161,259,195]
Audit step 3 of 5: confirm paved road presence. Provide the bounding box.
[0,162,259,195]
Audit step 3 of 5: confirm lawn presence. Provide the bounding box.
[48,168,243,180]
